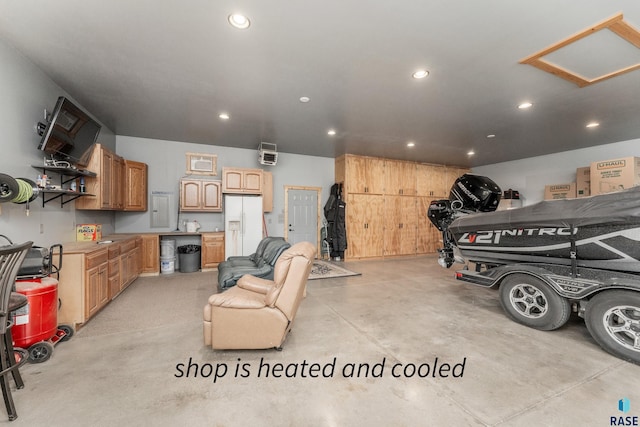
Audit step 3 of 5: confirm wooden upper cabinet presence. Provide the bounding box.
[384,160,402,195]
[344,155,385,194]
[202,181,222,211]
[222,167,263,194]
[76,143,112,210]
[416,163,448,198]
[385,160,416,196]
[402,162,417,196]
[262,171,273,212]
[180,179,222,212]
[243,170,262,193]
[223,169,243,192]
[124,160,148,211]
[76,144,148,211]
[100,148,113,208]
[112,155,124,210]
[181,180,202,210]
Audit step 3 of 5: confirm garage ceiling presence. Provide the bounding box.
[1,1,640,167]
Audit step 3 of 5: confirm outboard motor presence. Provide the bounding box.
[427,174,501,267]
[449,173,502,213]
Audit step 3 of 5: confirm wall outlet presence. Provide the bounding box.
[40,223,44,234]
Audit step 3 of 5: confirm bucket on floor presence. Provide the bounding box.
[160,239,176,258]
[160,256,175,274]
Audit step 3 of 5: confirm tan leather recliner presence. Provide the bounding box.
[203,241,316,350]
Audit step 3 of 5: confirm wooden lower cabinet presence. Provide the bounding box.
[384,196,417,256]
[201,232,225,269]
[58,237,141,330]
[119,239,139,291]
[141,234,160,274]
[346,194,384,259]
[85,255,109,320]
[108,257,121,300]
[345,195,445,259]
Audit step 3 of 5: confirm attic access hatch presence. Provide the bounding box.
[520,13,640,87]
[258,142,278,166]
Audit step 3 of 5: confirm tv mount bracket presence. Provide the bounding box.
[35,108,51,136]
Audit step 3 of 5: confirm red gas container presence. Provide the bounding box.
[13,277,59,348]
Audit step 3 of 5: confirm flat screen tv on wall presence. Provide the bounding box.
[37,96,101,167]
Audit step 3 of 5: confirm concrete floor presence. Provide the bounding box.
[7,255,640,426]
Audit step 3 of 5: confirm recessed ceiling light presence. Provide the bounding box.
[407,142,415,147]
[299,96,311,103]
[586,122,600,128]
[228,14,250,29]
[486,134,496,138]
[327,129,336,136]
[518,102,533,109]
[467,150,475,156]
[218,113,230,120]
[412,70,429,79]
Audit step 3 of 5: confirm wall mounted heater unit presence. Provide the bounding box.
[258,142,278,166]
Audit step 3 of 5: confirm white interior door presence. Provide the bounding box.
[287,189,318,246]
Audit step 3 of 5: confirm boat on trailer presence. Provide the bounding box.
[427,175,640,365]
[448,186,640,273]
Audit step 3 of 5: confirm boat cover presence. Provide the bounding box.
[447,186,640,272]
[450,186,640,231]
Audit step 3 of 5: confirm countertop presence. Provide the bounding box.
[58,231,224,254]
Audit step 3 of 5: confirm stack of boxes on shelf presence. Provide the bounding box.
[544,156,640,200]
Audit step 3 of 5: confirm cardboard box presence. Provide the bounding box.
[76,224,102,241]
[544,183,576,200]
[576,166,590,198]
[590,156,640,195]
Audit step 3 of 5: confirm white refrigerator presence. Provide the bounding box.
[224,195,264,257]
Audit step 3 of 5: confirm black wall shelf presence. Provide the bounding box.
[31,165,97,207]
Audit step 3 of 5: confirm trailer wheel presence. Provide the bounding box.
[585,291,640,364]
[28,342,54,363]
[499,274,571,331]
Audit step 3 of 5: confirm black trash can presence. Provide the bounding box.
[178,244,201,273]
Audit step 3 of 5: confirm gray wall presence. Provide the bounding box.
[473,138,640,205]
[115,136,335,237]
[0,37,116,247]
